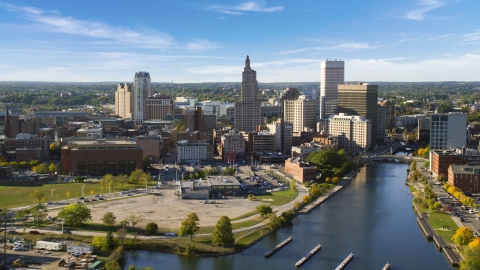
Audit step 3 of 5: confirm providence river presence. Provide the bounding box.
[124,163,453,269]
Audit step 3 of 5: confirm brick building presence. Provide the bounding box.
[61,140,143,176]
[448,164,480,193]
[285,157,317,183]
[145,96,174,121]
[430,148,480,177]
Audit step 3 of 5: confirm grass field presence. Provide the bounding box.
[256,189,298,206]
[0,181,155,208]
[231,210,258,221]
[196,216,265,234]
[413,201,458,244]
[235,228,266,246]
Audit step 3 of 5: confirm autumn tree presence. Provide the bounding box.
[115,174,129,186]
[211,216,234,247]
[303,195,312,204]
[48,163,56,173]
[30,189,45,203]
[127,214,145,228]
[453,227,474,246]
[179,212,200,241]
[468,238,480,250]
[256,204,273,217]
[32,163,48,174]
[460,245,480,270]
[30,205,48,224]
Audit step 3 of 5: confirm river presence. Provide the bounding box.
[124,163,453,269]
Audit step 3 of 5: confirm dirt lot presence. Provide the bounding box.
[49,186,263,230]
[1,248,63,270]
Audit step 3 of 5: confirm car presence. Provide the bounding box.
[29,230,40,234]
[63,230,72,234]
[8,230,17,234]
[76,201,83,204]
[121,191,127,194]
[46,202,53,205]
[98,197,104,200]
[78,197,85,200]
[94,194,100,197]
[469,209,474,214]
[126,194,132,196]
[91,198,97,201]
[13,246,22,251]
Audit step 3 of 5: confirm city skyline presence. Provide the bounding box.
[0,1,479,82]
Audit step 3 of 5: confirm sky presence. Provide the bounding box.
[0,0,479,83]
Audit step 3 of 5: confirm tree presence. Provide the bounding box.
[469,238,480,250]
[290,178,296,190]
[127,214,144,228]
[101,174,115,189]
[115,174,129,186]
[143,156,151,171]
[460,246,480,270]
[303,195,312,204]
[145,222,159,235]
[55,162,64,174]
[105,231,116,251]
[179,212,200,241]
[15,209,30,225]
[453,227,474,246]
[129,169,150,185]
[91,236,108,252]
[9,161,18,170]
[32,163,48,173]
[30,205,48,224]
[256,204,273,217]
[410,160,417,171]
[267,213,286,231]
[423,160,430,169]
[211,216,234,247]
[223,166,236,176]
[57,203,92,226]
[331,176,339,185]
[438,174,447,183]
[102,212,117,226]
[29,160,41,167]
[116,228,128,246]
[30,189,45,203]
[119,219,129,227]
[48,163,56,173]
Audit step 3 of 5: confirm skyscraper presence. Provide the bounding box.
[132,71,152,125]
[338,82,378,144]
[319,60,344,120]
[430,113,467,150]
[115,83,133,119]
[284,95,317,133]
[234,56,262,132]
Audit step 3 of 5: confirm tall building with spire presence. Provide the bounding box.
[319,60,344,119]
[234,56,262,132]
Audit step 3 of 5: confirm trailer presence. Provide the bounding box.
[67,245,94,254]
[35,241,62,251]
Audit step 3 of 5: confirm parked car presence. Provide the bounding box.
[8,230,17,234]
[98,197,104,200]
[29,230,40,234]
[13,246,22,251]
[94,194,100,197]
[63,230,72,234]
[78,197,84,200]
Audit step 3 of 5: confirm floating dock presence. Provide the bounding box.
[382,263,390,270]
[335,253,354,270]
[264,236,292,257]
[294,244,321,267]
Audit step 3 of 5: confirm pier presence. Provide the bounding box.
[294,244,321,267]
[335,253,354,270]
[264,236,292,257]
[382,263,390,270]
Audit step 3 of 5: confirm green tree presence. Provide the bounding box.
[105,231,116,251]
[102,174,115,189]
[423,160,430,169]
[104,259,121,270]
[102,212,117,226]
[30,189,45,203]
[32,163,48,173]
[256,204,273,217]
[91,236,108,252]
[410,160,417,171]
[303,195,312,204]
[115,174,129,186]
[143,156,152,170]
[223,166,236,176]
[290,178,296,191]
[129,169,150,185]
[55,162,64,174]
[460,246,480,270]
[179,212,200,241]
[453,227,474,246]
[116,228,128,246]
[211,216,234,247]
[266,213,286,231]
[29,159,41,167]
[15,208,31,225]
[57,203,92,226]
[9,161,18,170]
[145,222,159,235]
[30,205,48,224]
[437,174,447,182]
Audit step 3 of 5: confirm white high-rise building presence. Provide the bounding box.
[284,95,317,133]
[319,60,344,120]
[324,113,371,153]
[234,56,262,132]
[430,113,467,150]
[132,71,152,125]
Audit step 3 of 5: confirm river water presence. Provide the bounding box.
[124,163,453,269]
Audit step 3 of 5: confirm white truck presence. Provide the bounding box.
[67,245,94,254]
[35,241,62,251]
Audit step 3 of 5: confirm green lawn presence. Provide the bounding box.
[235,228,267,247]
[413,201,459,244]
[196,216,265,234]
[0,181,153,208]
[255,189,298,206]
[231,210,258,221]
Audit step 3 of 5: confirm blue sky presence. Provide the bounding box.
[0,0,479,82]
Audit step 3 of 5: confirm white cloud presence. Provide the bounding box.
[183,39,223,51]
[0,3,175,48]
[405,0,445,20]
[462,29,480,44]
[278,42,374,55]
[207,1,284,15]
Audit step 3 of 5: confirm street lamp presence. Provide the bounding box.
[109,181,113,194]
[51,189,55,198]
[143,179,148,189]
[82,185,86,197]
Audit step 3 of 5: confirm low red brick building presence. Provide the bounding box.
[61,140,143,176]
[285,157,317,183]
[448,164,480,193]
[430,149,480,177]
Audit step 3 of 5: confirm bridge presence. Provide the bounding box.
[368,155,426,163]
